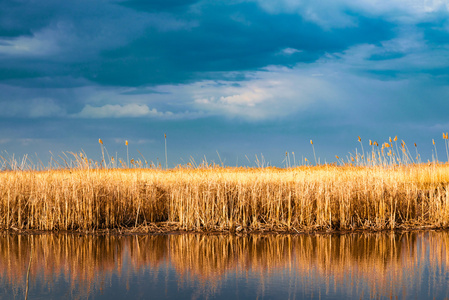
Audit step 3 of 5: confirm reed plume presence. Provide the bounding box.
[1,164,449,232]
[98,139,105,168]
[310,140,317,165]
[164,133,168,169]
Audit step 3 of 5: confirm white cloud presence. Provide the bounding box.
[280,48,302,55]
[197,88,269,107]
[189,68,342,120]
[333,31,449,72]
[74,104,172,118]
[0,28,60,57]
[254,0,449,28]
[0,98,65,118]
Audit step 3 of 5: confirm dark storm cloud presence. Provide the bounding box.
[0,0,150,82]
[1,0,449,165]
[0,0,57,37]
[0,0,395,87]
[116,0,200,12]
[87,2,395,86]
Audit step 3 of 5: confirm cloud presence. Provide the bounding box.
[280,48,302,55]
[0,0,448,166]
[74,104,173,118]
[0,98,65,118]
[116,0,200,13]
[0,0,396,87]
[93,2,394,86]
[0,29,59,57]
[255,0,449,28]
[188,67,342,120]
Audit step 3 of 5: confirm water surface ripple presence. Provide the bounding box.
[1,231,448,299]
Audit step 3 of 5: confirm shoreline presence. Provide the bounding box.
[1,224,448,236]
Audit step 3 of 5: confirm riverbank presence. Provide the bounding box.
[1,165,449,233]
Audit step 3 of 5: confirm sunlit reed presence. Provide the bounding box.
[1,165,449,232]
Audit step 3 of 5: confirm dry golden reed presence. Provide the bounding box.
[1,164,449,232]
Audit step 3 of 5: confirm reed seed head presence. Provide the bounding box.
[394,136,398,142]
[125,140,128,146]
[369,140,372,146]
[389,137,392,143]
[433,139,435,145]
[310,140,313,145]
[358,136,361,142]
[99,139,103,145]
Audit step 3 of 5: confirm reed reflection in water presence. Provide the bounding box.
[0,231,448,299]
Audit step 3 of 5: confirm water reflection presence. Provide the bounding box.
[1,231,448,299]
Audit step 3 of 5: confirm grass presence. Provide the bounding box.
[1,164,449,232]
[1,135,449,233]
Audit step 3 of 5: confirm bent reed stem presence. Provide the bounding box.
[1,164,449,232]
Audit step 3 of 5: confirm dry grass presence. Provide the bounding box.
[1,163,449,232]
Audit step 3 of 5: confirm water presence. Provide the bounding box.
[1,231,449,299]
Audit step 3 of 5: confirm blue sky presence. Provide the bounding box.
[1,0,449,167]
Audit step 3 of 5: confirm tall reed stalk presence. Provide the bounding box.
[1,164,449,232]
[310,140,317,165]
[164,133,168,169]
[444,132,449,162]
[98,139,105,168]
[2,134,449,233]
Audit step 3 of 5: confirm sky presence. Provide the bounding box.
[1,0,449,167]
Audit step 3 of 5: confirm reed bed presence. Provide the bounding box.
[1,163,449,232]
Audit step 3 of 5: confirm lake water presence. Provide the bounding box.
[1,231,448,299]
